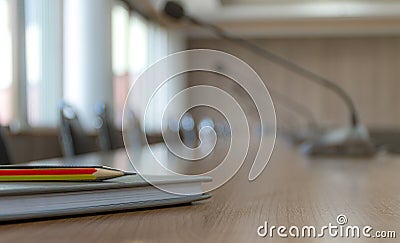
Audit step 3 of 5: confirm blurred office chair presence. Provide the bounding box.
[180,113,198,148]
[95,103,124,151]
[59,102,99,157]
[123,110,147,150]
[0,126,12,165]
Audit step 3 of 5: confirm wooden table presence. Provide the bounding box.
[0,138,399,242]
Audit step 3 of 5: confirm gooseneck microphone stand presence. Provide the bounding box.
[163,1,376,157]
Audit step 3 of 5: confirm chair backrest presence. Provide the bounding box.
[180,113,198,148]
[59,102,98,157]
[95,103,123,151]
[123,110,147,149]
[0,126,12,165]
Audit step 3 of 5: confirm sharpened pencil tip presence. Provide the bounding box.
[123,171,136,176]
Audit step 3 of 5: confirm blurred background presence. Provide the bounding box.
[0,0,400,164]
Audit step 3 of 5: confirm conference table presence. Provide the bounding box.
[0,138,399,242]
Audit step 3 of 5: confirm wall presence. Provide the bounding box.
[188,36,400,129]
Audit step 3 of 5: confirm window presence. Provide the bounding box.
[129,13,148,75]
[2,0,186,131]
[145,23,169,132]
[112,3,130,77]
[0,0,13,125]
[115,11,187,133]
[112,3,131,127]
[127,12,148,119]
[144,23,187,133]
[25,0,62,127]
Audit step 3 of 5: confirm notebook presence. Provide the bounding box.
[0,175,211,221]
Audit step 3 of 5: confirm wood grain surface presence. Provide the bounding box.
[0,139,399,242]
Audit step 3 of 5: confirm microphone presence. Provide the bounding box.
[163,1,375,157]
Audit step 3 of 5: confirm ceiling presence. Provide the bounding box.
[137,0,400,37]
[220,0,400,5]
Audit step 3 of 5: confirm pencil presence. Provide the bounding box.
[0,166,135,181]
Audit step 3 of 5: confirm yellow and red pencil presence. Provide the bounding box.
[0,166,135,181]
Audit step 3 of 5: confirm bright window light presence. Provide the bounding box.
[0,0,13,125]
[25,0,62,127]
[26,24,42,85]
[112,4,130,76]
[0,0,12,90]
[129,13,148,74]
